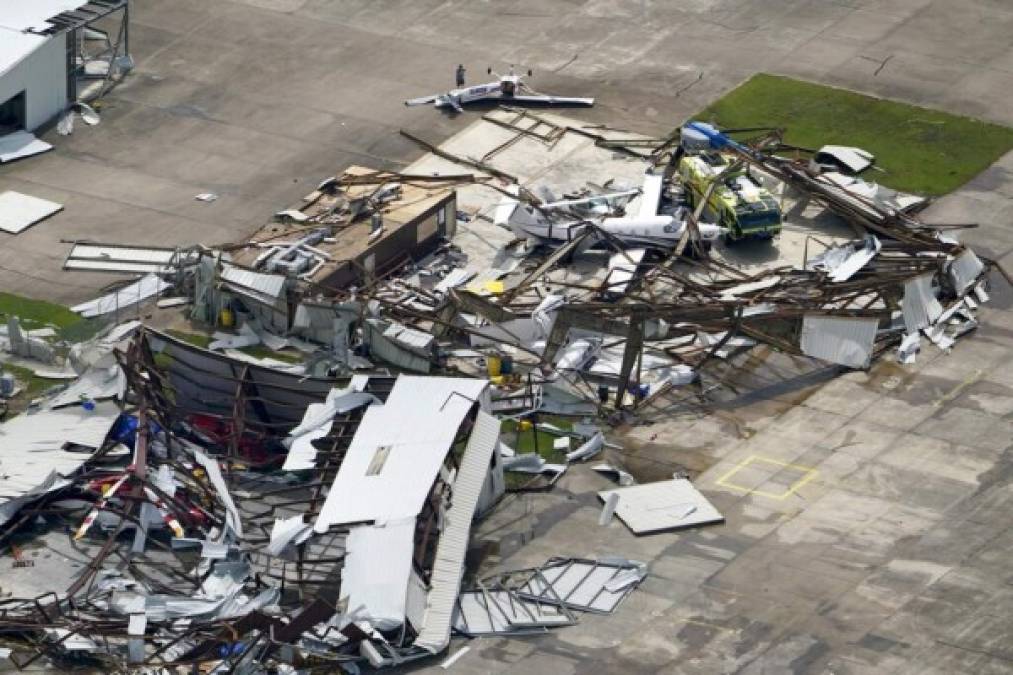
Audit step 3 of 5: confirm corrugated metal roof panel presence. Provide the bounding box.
[0,403,120,525]
[800,314,878,369]
[902,273,942,333]
[383,322,435,350]
[949,249,984,295]
[414,409,499,653]
[339,518,416,630]
[64,243,192,275]
[313,376,488,531]
[219,265,286,306]
[0,191,62,234]
[597,479,724,535]
[364,320,433,373]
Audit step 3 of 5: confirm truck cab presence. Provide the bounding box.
[678,152,782,244]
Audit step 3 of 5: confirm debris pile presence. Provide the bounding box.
[0,112,1005,671]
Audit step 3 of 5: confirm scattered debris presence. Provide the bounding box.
[0,191,63,234]
[70,274,171,318]
[0,101,1004,673]
[598,478,724,535]
[0,130,52,163]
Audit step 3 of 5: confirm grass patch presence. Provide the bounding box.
[695,73,1013,196]
[0,293,82,331]
[501,416,573,462]
[0,363,59,415]
[239,345,303,364]
[165,329,303,364]
[164,329,212,348]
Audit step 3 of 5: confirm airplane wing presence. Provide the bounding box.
[509,95,595,106]
[405,94,440,107]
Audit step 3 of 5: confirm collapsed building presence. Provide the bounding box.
[0,108,1005,671]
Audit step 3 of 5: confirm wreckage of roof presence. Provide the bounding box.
[218,264,287,308]
[144,327,394,431]
[800,314,879,370]
[314,376,489,530]
[340,518,417,631]
[0,190,63,234]
[812,145,874,174]
[71,274,171,318]
[0,402,120,526]
[598,478,724,535]
[63,242,199,275]
[414,408,500,652]
[231,165,457,287]
[4,113,1005,672]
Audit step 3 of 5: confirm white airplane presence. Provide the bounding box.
[405,66,594,113]
[494,173,722,250]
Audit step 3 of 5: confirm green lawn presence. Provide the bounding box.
[165,329,212,348]
[0,293,82,331]
[165,329,303,363]
[694,73,1013,196]
[0,363,58,415]
[500,416,573,462]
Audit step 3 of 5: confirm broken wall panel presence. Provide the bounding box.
[799,314,878,369]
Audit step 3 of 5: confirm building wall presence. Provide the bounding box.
[321,193,457,291]
[0,35,68,131]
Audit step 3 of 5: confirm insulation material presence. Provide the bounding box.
[800,314,878,369]
[0,191,63,234]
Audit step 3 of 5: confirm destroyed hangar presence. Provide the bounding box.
[0,1,1011,674]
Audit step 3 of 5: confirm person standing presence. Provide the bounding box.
[455,64,466,88]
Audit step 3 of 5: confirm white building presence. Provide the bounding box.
[0,1,129,136]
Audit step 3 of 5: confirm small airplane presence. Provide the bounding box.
[405,66,594,113]
[494,172,722,251]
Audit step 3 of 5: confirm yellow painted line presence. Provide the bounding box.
[677,618,738,634]
[933,368,983,408]
[716,454,818,501]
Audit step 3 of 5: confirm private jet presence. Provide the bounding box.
[495,172,722,250]
[405,66,594,113]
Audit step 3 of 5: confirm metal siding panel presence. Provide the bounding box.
[800,314,878,369]
[220,266,286,301]
[0,33,66,131]
[313,377,488,530]
[414,409,499,652]
[902,274,942,333]
[339,519,417,629]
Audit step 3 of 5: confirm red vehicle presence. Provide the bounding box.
[185,414,281,467]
